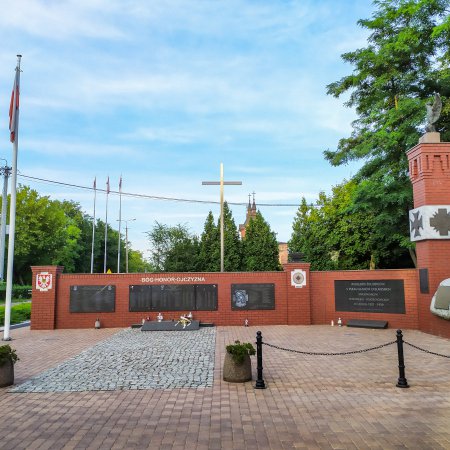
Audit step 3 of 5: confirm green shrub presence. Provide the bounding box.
[0,344,19,366]
[226,340,256,364]
[0,302,31,325]
[0,283,32,301]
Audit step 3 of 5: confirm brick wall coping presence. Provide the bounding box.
[310,268,416,274]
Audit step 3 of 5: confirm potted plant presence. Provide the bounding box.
[0,344,19,388]
[223,340,256,382]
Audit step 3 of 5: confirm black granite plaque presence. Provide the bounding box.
[419,268,429,294]
[335,280,405,314]
[70,285,115,313]
[129,285,152,312]
[151,285,196,311]
[231,284,275,310]
[195,284,218,310]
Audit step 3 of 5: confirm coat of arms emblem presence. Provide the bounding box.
[36,272,52,292]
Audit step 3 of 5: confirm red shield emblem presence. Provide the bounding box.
[36,272,52,292]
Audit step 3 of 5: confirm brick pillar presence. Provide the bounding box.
[407,137,450,338]
[31,266,64,330]
[283,263,311,325]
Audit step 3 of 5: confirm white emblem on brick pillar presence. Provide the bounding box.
[36,272,53,292]
[409,205,450,241]
[291,269,306,288]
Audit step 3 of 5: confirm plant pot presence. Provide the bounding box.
[0,360,14,388]
[223,352,252,382]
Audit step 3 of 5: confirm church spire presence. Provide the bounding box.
[252,191,256,212]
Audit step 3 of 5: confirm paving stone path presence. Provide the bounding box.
[11,327,216,392]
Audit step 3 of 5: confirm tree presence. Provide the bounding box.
[198,203,242,272]
[221,202,242,271]
[0,184,146,281]
[325,0,450,268]
[242,211,280,271]
[145,222,199,272]
[55,200,94,273]
[127,249,154,273]
[198,211,220,271]
[12,186,67,283]
[289,181,377,271]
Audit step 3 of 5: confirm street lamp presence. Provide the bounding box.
[117,218,136,273]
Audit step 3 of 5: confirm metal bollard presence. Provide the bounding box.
[396,329,409,388]
[255,331,266,389]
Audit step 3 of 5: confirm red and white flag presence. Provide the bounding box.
[9,67,20,143]
[106,176,110,194]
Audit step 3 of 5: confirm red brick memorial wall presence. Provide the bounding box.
[31,264,313,329]
[31,264,422,332]
[29,139,450,339]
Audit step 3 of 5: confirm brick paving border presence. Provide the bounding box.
[0,325,449,449]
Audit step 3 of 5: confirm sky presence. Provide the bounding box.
[0,0,375,260]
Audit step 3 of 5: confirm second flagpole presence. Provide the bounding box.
[117,176,122,273]
[103,176,110,273]
[90,177,96,274]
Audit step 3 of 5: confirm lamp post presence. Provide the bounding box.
[120,218,136,273]
[0,160,11,281]
[202,163,242,272]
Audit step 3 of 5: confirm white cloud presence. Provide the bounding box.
[1,0,126,40]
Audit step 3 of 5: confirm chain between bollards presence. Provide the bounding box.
[396,329,409,388]
[255,331,266,389]
[255,329,408,389]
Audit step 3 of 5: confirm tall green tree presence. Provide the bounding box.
[242,211,280,271]
[325,0,450,268]
[127,249,154,273]
[12,185,67,283]
[198,211,220,271]
[1,185,146,281]
[55,200,93,273]
[198,204,242,272]
[145,222,199,272]
[289,181,377,270]
[221,202,242,271]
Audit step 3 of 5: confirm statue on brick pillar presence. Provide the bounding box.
[425,93,442,133]
[419,93,443,144]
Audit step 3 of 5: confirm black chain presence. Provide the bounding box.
[404,341,450,358]
[262,340,396,356]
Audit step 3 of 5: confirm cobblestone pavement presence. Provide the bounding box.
[11,328,215,392]
[0,325,449,449]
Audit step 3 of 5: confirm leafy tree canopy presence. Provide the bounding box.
[243,211,280,271]
[324,0,450,267]
[145,222,199,272]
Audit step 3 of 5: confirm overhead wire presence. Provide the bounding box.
[18,173,312,207]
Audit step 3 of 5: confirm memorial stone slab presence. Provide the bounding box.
[141,320,200,331]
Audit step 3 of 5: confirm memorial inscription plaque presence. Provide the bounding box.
[152,285,196,311]
[129,285,152,312]
[70,285,116,313]
[335,280,405,314]
[129,284,218,311]
[231,284,275,310]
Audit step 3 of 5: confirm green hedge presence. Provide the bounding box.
[0,283,32,301]
[0,303,31,325]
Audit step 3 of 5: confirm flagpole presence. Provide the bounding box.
[103,177,109,273]
[3,55,21,341]
[90,177,97,274]
[117,176,122,273]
